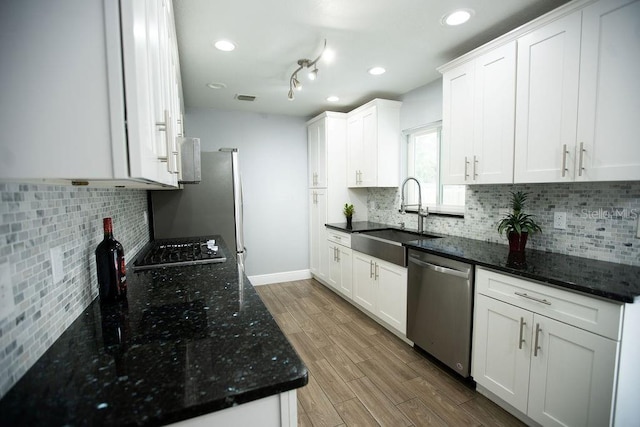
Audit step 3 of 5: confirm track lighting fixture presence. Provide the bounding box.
[287,39,327,100]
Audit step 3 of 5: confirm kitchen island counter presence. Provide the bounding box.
[0,236,307,426]
[327,222,640,303]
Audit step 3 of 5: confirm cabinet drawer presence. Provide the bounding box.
[327,229,351,247]
[476,268,623,340]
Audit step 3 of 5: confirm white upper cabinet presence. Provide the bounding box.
[0,0,182,188]
[514,12,582,183]
[473,42,516,184]
[575,0,640,181]
[308,118,327,188]
[441,61,475,185]
[441,42,516,185]
[347,99,401,188]
[442,0,640,185]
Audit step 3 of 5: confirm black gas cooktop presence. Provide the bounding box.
[133,236,227,270]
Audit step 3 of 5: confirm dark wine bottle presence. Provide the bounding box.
[95,217,127,304]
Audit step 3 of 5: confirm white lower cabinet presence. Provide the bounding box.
[352,251,407,335]
[473,268,621,427]
[327,241,353,299]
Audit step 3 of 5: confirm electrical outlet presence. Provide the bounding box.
[50,246,64,284]
[0,262,14,320]
[554,212,567,230]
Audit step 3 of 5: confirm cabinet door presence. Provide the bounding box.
[576,0,640,181]
[347,115,363,187]
[473,42,516,184]
[528,315,618,427]
[121,0,175,186]
[352,252,376,313]
[327,241,340,290]
[375,260,407,334]
[514,12,581,183]
[442,61,475,185]
[308,119,327,188]
[337,246,353,299]
[472,295,532,413]
[359,107,378,187]
[309,190,327,281]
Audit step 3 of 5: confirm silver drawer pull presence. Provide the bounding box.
[514,291,551,305]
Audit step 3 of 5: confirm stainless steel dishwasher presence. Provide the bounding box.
[407,249,474,377]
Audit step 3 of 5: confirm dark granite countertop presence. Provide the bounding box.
[0,236,308,426]
[327,222,640,304]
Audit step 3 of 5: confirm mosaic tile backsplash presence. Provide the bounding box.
[368,181,640,267]
[0,183,149,397]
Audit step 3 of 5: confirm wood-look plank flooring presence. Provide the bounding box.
[255,279,526,427]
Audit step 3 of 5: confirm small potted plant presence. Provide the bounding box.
[497,191,542,252]
[343,203,354,229]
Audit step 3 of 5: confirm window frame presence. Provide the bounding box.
[402,121,465,216]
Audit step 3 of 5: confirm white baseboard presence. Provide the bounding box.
[248,269,312,286]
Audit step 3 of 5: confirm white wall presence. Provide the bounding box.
[399,79,443,131]
[184,108,309,277]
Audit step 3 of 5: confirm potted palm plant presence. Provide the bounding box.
[343,203,354,229]
[497,191,542,252]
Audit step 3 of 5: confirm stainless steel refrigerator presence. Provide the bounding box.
[150,148,246,268]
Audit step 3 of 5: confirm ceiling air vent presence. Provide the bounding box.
[235,94,257,102]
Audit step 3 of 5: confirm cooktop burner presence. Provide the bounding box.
[133,237,227,270]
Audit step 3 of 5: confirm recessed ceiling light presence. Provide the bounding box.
[327,96,339,102]
[368,67,386,76]
[442,9,474,26]
[214,40,236,52]
[206,82,227,89]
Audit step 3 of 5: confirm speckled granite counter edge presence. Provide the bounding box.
[326,222,639,304]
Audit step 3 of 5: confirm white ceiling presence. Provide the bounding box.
[174,0,571,118]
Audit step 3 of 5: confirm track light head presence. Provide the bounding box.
[308,66,318,81]
[292,75,301,90]
[286,39,327,100]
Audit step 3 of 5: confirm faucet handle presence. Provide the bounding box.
[399,222,405,229]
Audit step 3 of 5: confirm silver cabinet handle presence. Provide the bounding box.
[374,263,379,280]
[473,155,478,180]
[514,291,551,305]
[561,144,569,177]
[336,249,340,263]
[464,156,469,181]
[534,323,542,357]
[162,110,178,174]
[369,260,374,278]
[408,256,470,279]
[578,142,585,177]
[518,317,527,350]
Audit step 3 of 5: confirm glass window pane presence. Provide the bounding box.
[405,123,465,214]
[408,129,438,206]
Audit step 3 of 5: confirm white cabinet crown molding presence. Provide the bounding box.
[437,0,598,73]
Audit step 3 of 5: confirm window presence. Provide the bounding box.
[405,122,465,215]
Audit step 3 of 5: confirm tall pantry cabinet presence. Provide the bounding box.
[308,113,349,282]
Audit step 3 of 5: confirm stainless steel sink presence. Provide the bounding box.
[351,229,441,266]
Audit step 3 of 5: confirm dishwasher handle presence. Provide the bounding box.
[409,256,470,279]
